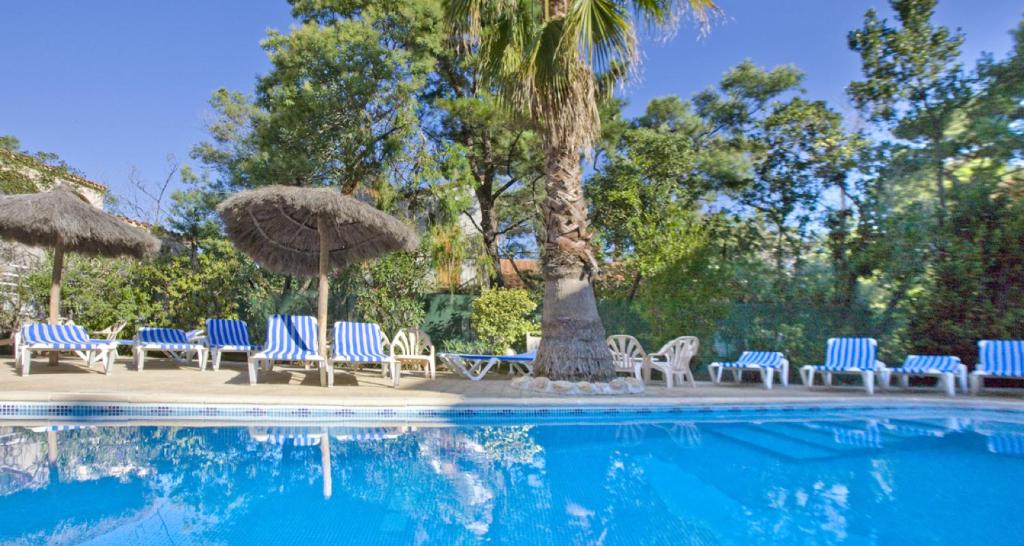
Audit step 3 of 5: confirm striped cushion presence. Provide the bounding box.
[206,319,255,349]
[332,427,403,442]
[138,328,191,345]
[987,433,1024,455]
[255,428,322,447]
[20,324,104,350]
[832,426,882,449]
[333,321,390,363]
[719,351,783,368]
[978,340,1024,378]
[255,315,319,360]
[817,337,878,371]
[891,355,961,374]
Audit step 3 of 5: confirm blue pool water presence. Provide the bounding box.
[2,406,1024,545]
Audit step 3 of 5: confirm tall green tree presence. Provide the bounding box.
[847,0,968,229]
[446,0,717,381]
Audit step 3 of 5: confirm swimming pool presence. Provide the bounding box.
[2,405,1023,545]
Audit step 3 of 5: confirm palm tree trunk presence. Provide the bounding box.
[532,141,613,381]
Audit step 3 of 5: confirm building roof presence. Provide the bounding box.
[0,149,108,193]
[500,258,540,288]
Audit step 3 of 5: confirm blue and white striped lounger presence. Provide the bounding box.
[708,351,789,389]
[438,352,535,381]
[133,327,207,372]
[205,319,260,371]
[331,427,408,443]
[16,323,117,376]
[881,355,967,396]
[970,340,1024,394]
[986,432,1024,456]
[799,337,885,395]
[247,315,326,386]
[328,321,397,387]
[249,427,324,447]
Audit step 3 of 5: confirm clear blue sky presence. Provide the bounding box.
[2,1,1020,215]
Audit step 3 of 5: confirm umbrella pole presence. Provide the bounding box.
[317,218,330,378]
[48,243,64,366]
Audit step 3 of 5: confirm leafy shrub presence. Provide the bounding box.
[353,251,429,336]
[471,288,538,353]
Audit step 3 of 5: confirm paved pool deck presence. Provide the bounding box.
[3,354,1024,410]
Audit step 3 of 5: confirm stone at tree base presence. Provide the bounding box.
[624,377,645,394]
[608,378,629,394]
[551,380,578,395]
[510,376,532,390]
[511,376,643,395]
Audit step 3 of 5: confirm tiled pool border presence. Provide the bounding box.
[3,400,1024,423]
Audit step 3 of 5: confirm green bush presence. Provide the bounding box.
[471,288,538,353]
[352,251,429,336]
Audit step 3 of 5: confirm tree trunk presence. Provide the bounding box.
[317,218,330,360]
[531,142,613,381]
[476,189,503,287]
[48,244,64,366]
[934,132,947,229]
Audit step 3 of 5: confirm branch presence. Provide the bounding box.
[496,217,530,236]
[461,209,485,236]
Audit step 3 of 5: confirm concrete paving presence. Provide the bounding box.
[2,354,1023,409]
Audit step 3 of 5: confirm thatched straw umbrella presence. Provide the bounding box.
[0,184,160,327]
[217,185,418,358]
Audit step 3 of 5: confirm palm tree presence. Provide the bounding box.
[446,0,717,381]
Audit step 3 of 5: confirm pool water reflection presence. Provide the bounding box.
[1,409,1023,545]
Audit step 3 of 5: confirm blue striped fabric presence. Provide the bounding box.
[719,351,783,369]
[256,428,323,447]
[818,337,877,371]
[891,355,961,374]
[259,315,319,359]
[20,324,104,350]
[206,319,255,349]
[333,321,389,363]
[978,340,1024,377]
[987,433,1024,455]
[832,426,882,449]
[332,427,404,442]
[137,327,195,349]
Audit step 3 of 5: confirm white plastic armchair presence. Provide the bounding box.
[91,320,128,341]
[644,336,699,388]
[390,329,436,379]
[607,335,646,381]
[526,333,542,352]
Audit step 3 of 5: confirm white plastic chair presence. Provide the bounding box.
[390,328,436,380]
[644,336,699,388]
[606,335,645,381]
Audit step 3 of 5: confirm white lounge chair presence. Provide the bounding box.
[133,327,208,371]
[439,352,535,381]
[708,351,789,390]
[205,319,260,371]
[799,337,885,395]
[16,323,117,376]
[970,340,1024,394]
[606,334,645,381]
[644,336,699,388]
[391,328,436,380]
[248,315,326,386]
[881,355,967,396]
[328,321,397,387]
